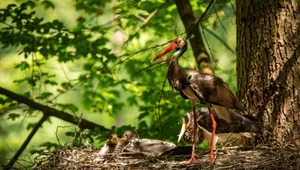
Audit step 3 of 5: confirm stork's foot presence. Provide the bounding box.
[208,149,215,164]
[185,155,197,164]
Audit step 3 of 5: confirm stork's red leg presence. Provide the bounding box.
[207,106,217,163]
[186,102,197,164]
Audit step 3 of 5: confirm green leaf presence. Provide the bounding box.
[39,142,59,149]
[26,122,36,130]
[65,131,74,137]
[27,77,37,86]
[30,149,44,154]
[41,0,55,9]
[44,80,58,85]
[57,103,79,112]
[7,113,20,120]
[61,82,71,89]
[137,111,149,120]
[36,92,53,100]
[20,1,36,9]
[15,61,30,70]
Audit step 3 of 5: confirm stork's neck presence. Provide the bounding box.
[168,49,184,74]
[167,49,186,90]
[168,55,179,75]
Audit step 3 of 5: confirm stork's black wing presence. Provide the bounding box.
[196,108,259,134]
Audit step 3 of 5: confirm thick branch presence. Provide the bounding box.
[0,86,109,131]
[174,0,213,74]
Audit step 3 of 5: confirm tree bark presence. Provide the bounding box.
[175,0,213,74]
[236,0,300,144]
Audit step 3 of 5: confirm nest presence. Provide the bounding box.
[33,144,300,170]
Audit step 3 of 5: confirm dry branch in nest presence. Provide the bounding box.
[33,143,299,170]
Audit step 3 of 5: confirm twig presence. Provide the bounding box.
[213,4,227,34]
[157,76,168,139]
[200,23,219,71]
[185,0,215,39]
[115,41,171,67]
[124,0,171,44]
[55,125,74,147]
[71,113,83,147]
[136,59,169,74]
[4,114,48,170]
[202,26,235,54]
[49,76,86,101]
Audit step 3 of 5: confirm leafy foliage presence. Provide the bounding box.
[0,0,236,168]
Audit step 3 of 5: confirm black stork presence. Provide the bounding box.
[178,108,259,149]
[151,38,244,163]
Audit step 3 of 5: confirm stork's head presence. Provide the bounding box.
[178,111,203,144]
[178,112,192,143]
[151,38,188,62]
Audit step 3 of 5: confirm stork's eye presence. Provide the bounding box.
[174,39,179,44]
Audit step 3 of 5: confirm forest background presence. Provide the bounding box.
[0,0,239,168]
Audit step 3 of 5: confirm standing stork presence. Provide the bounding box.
[151,38,243,163]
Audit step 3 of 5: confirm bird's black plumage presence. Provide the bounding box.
[178,108,259,148]
[151,37,244,163]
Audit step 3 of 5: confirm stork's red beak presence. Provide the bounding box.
[151,41,177,62]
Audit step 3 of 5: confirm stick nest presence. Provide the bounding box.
[33,144,299,170]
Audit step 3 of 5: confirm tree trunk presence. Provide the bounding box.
[175,0,213,74]
[236,0,300,145]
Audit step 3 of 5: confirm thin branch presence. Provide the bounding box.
[200,23,218,69]
[157,76,168,139]
[50,78,84,101]
[185,0,215,40]
[202,26,236,54]
[4,114,48,170]
[113,41,171,68]
[136,59,169,74]
[71,113,83,147]
[213,4,227,34]
[124,0,171,44]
